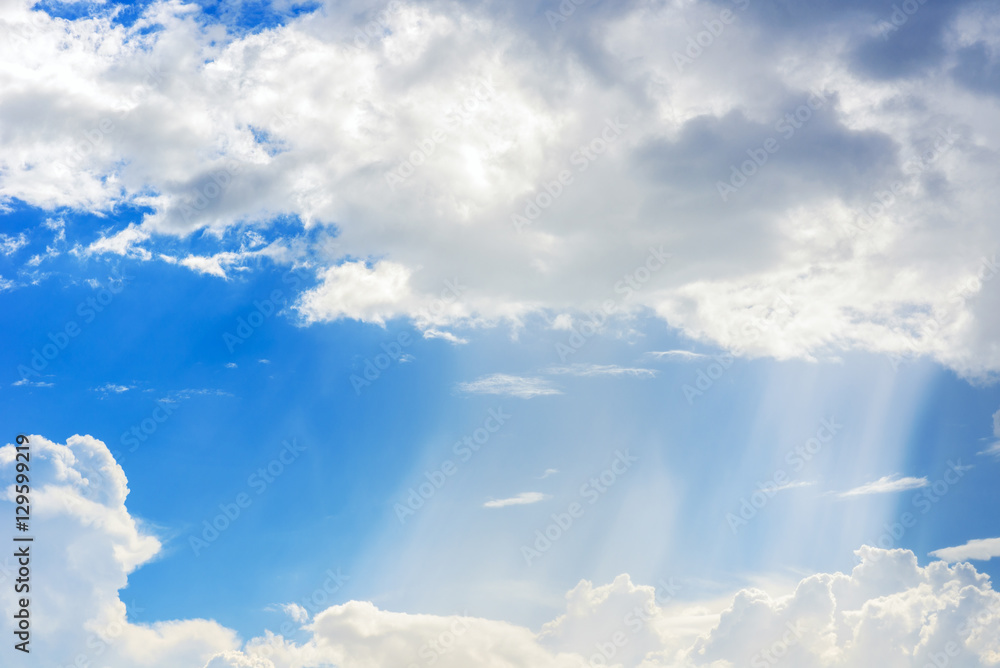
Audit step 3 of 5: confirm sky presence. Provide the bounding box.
[1,0,1000,666]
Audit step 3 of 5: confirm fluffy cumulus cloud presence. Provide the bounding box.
[5,433,1000,667]
[0,435,239,666]
[3,0,1000,375]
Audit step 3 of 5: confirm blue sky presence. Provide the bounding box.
[3,0,1000,666]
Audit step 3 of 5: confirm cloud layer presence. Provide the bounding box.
[5,433,1000,667]
[3,0,1000,376]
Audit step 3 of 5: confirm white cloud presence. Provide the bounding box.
[0,435,239,666]
[176,243,295,279]
[86,224,152,260]
[645,350,707,362]
[931,537,1000,563]
[456,373,562,399]
[12,378,54,387]
[295,260,413,325]
[225,362,238,369]
[179,254,238,279]
[423,329,469,345]
[4,0,1000,377]
[538,468,559,479]
[279,603,309,624]
[545,363,656,378]
[775,480,816,492]
[0,232,28,255]
[483,492,551,508]
[160,388,234,402]
[838,474,929,498]
[44,216,66,241]
[94,383,133,394]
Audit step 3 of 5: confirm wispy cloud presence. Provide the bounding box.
[457,374,561,399]
[225,362,238,369]
[483,492,550,508]
[0,232,28,256]
[775,480,815,492]
[644,350,707,362]
[12,378,54,388]
[93,383,133,394]
[838,474,928,498]
[930,537,1000,563]
[423,329,468,345]
[979,443,1000,457]
[544,363,656,378]
[976,408,1000,457]
[538,468,559,479]
[160,388,235,403]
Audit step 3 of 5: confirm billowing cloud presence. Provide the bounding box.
[3,0,1000,375]
[0,435,239,665]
